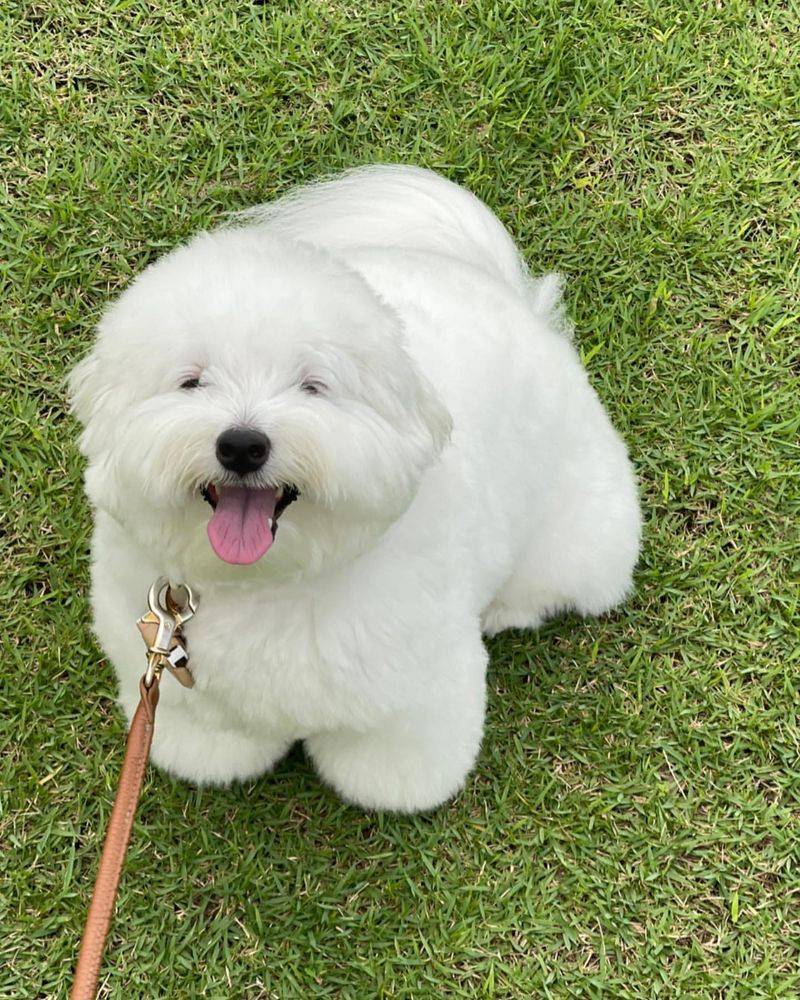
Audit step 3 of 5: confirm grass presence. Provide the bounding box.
[2,0,799,995]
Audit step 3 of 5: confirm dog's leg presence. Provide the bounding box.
[305,636,487,813]
[482,419,640,636]
[146,702,293,786]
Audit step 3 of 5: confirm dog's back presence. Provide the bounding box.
[237,164,563,316]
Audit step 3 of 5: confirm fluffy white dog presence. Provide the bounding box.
[70,165,640,812]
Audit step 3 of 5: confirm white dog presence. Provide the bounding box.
[70,165,640,812]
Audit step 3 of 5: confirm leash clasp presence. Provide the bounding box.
[137,577,197,689]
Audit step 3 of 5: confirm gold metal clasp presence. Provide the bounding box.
[137,576,197,689]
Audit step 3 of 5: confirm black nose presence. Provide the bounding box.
[216,427,270,475]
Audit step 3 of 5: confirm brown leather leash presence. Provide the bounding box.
[71,677,160,999]
[71,578,196,1000]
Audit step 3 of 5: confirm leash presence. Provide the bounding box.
[71,578,196,1000]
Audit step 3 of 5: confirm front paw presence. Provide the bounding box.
[306,692,485,812]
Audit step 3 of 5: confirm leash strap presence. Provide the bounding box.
[71,578,194,997]
[71,677,160,1000]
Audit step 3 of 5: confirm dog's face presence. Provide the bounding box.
[70,229,451,582]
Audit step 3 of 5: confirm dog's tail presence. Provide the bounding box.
[235,165,569,335]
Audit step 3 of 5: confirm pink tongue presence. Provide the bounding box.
[207,486,278,565]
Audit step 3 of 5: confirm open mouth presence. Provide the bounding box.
[200,483,299,565]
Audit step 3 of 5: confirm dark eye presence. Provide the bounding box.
[301,379,326,396]
[180,377,201,390]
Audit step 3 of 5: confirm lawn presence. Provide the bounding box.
[2,1,799,996]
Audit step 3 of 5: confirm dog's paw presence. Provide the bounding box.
[150,716,292,786]
[306,700,484,813]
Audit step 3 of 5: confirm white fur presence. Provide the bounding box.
[70,165,640,812]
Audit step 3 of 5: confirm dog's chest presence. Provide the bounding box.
[178,585,404,734]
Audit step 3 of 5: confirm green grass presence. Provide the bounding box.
[2,0,799,996]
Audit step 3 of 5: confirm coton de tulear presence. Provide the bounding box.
[70,166,641,812]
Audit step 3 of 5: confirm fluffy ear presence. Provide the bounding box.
[67,347,125,457]
[409,368,453,457]
[67,351,100,428]
[346,333,453,462]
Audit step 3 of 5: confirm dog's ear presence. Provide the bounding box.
[68,350,103,457]
[67,352,100,427]
[407,367,453,458]
[354,340,453,461]
[67,347,128,458]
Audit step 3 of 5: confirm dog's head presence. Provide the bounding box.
[69,229,451,582]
